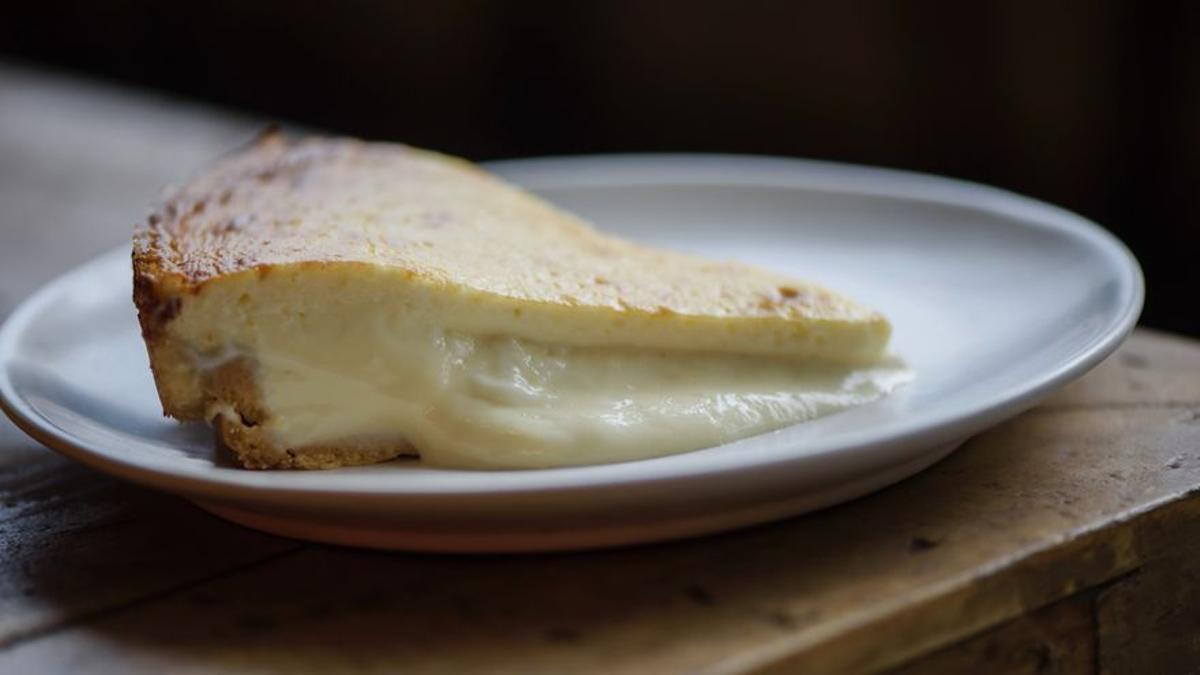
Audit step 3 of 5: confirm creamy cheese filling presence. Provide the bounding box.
[214,330,909,469]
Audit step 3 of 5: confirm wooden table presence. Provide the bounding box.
[2,62,1199,675]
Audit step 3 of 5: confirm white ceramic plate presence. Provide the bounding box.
[0,155,1142,552]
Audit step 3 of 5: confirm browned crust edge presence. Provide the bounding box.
[131,132,419,469]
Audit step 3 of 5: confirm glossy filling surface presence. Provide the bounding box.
[200,330,908,469]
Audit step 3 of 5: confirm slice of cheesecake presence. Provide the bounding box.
[133,133,897,470]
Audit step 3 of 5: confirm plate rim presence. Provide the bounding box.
[0,152,1144,505]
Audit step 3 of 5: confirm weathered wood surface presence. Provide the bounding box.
[2,62,1200,674]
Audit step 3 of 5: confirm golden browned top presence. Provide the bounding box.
[135,133,879,320]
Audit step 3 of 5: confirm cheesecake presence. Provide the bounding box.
[133,133,904,470]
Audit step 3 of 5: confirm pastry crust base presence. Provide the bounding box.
[205,358,416,470]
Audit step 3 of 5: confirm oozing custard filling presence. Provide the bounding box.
[175,269,907,469]
[196,329,907,469]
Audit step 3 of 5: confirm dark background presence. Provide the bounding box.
[3,1,1197,336]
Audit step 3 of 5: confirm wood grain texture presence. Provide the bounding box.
[2,62,1200,674]
[0,450,299,647]
[1095,497,1200,674]
[887,594,1096,675]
